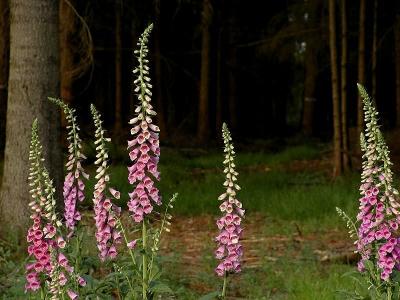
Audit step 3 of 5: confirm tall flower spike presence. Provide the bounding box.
[127,23,162,223]
[215,123,245,278]
[356,84,400,281]
[49,97,88,234]
[26,120,81,298]
[90,104,122,261]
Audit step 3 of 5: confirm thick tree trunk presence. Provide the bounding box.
[396,14,400,127]
[114,0,122,136]
[328,0,342,177]
[372,0,378,101]
[0,0,61,242]
[154,0,168,140]
[341,0,350,171]
[197,0,212,143]
[357,0,366,137]
[0,0,10,156]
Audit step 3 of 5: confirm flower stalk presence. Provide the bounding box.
[49,97,88,235]
[215,123,245,296]
[90,104,122,261]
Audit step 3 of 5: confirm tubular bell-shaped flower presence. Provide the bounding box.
[26,120,82,299]
[49,97,88,234]
[90,104,122,261]
[127,23,161,223]
[356,84,400,281]
[215,123,245,278]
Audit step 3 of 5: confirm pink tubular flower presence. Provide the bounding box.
[127,27,161,223]
[90,104,122,261]
[215,123,245,277]
[49,97,88,234]
[355,85,400,281]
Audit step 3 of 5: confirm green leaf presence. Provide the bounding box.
[198,291,221,300]
[150,282,173,294]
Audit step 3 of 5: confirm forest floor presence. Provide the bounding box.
[0,140,386,299]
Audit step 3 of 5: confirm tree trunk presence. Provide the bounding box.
[0,0,10,157]
[227,7,237,132]
[341,0,350,171]
[154,0,168,140]
[114,0,122,136]
[215,25,223,133]
[328,0,342,177]
[395,14,400,127]
[372,0,378,101]
[302,47,317,137]
[0,0,61,242]
[59,0,75,105]
[302,0,319,137]
[357,0,366,137]
[197,0,212,143]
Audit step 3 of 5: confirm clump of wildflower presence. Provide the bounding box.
[49,97,89,234]
[26,120,83,298]
[215,123,245,278]
[90,104,122,261]
[127,23,161,223]
[356,84,400,281]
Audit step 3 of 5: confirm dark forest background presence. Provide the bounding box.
[3,0,400,148]
[1,0,400,236]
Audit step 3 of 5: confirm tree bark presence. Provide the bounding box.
[328,0,342,177]
[154,0,168,140]
[302,0,319,137]
[357,0,366,138]
[395,14,400,127]
[0,0,61,242]
[59,0,75,105]
[371,0,378,101]
[114,0,122,136]
[215,24,223,133]
[227,6,237,132]
[341,0,350,171]
[197,0,212,143]
[0,0,10,156]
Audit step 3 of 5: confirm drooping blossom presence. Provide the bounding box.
[90,104,122,261]
[25,120,83,298]
[127,24,161,223]
[215,123,245,277]
[356,84,400,281]
[49,97,89,234]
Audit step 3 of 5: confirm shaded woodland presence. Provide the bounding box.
[1,0,400,236]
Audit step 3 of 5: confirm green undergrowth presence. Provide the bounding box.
[0,143,370,298]
[81,143,359,229]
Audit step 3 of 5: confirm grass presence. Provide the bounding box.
[82,143,359,229]
[0,142,364,299]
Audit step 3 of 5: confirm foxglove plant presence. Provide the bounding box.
[127,23,162,299]
[26,120,84,299]
[90,104,122,261]
[338,84,400,298]
[49,97,89,235]
[127,23,161,223]
[215,123,245,298]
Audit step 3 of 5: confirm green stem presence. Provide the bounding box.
[142,219,148,300]
[117,218,137,267]
[221,272,228,299]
